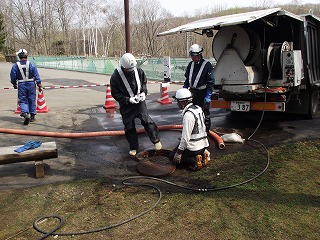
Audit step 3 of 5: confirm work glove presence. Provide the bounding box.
[204,89,213,106]
[37,83,43,92]
[14,140,42,153]
[13,84,17,89]
[138,92,146,102]
[129,96,139,104]
[204,95,211,106]
[173,152,182,164]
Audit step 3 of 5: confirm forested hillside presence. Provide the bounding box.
[0,0,319,58]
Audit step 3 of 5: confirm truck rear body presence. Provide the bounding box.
[158,8,320,118]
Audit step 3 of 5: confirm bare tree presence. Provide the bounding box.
[1,0,320,58]
[99,1,124,57]
[4,0,61,55]
[1,1,16,53]
[71,0,109,56]
[0,12,6,52]
[54,0,74,55]
[37,0,59,55]
[254,0,275,8]
[131,0,172,56]
[9,0,43,53]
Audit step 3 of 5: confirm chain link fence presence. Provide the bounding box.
[30,56,216,82]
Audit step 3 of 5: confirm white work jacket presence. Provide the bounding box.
[178,103,209,151]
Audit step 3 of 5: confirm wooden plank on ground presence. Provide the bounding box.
[0,142,58,164]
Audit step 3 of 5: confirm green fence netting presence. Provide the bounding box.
[30,56,216,82]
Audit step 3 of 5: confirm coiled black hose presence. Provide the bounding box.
[33,137,269,239]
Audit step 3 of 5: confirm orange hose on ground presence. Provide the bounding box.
[0,127,125,138]
[0,125,225,149]
[208,130,225,149]
[158,125,225,149]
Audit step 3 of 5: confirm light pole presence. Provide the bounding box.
[124,0,131,53]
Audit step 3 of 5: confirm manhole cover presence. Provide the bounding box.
[136,149,175,177]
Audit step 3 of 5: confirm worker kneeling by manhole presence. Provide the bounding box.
[135,149,209,177]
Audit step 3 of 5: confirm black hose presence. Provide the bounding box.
[33,215,64,240]
[33,90,271,239]
[33,138,269,239]
[33,183,162,239]
[123,139,269,192]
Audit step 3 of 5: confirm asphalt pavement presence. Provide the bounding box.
[1,61,319,189]
[0,62,186,189]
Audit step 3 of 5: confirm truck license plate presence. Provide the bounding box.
[230,101,250,112]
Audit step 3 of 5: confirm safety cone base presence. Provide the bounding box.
[157,98,172,104]
[105,108,115,118]
[37,107,49,113]
[103,103,117,109]
[14,100,21,114]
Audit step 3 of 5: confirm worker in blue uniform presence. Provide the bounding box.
[10,49,42,125]
[183,44,215,132]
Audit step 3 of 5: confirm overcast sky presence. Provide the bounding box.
[157,0,320,16]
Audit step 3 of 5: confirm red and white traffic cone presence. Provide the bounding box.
[15,99,21,114]
[103,84,117,109]
[157,82,172,105]
[36,90,49,113]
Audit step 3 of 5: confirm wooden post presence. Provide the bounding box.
[35,160,45,178]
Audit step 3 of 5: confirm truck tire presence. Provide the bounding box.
[307,88,319,119]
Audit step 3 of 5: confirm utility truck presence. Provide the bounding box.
[158,8,320,118]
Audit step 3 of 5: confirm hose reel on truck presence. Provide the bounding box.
[212,25,261,66]
[212,25,303,88]
[267,41,304,88]
[212,25,263,90]
[211,24,310,116]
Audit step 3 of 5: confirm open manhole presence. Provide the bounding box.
[136,149,176,177]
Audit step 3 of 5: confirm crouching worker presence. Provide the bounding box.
[170,88,210,170]
[110,53,162,156]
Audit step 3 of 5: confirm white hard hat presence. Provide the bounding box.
[174,88,193,101]
[17,49,28,58]
[189,44,203,56]
[120,53,137,69]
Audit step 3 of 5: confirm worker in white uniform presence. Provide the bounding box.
[170,88,210,170]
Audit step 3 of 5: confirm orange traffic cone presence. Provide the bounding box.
[36,90,49,113]
[157,82,172,104]
[103,84,117,109]
[15,99,21,114]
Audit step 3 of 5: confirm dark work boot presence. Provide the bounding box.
[30,114,36,122]
[23,113,30,125]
